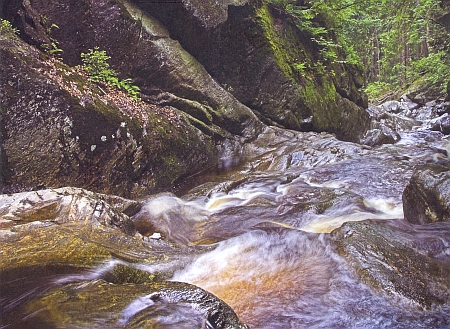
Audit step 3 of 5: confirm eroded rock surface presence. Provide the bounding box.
[0,187,137,235]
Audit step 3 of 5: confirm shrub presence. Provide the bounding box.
[407,51,450,92]
[42,22,63,58]
[81,47,117,83]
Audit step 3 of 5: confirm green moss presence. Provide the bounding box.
[254,3,311,83]
[300,77,339,129]
[102,263,161,284]
[256,4,291,80]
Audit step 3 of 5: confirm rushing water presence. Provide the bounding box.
[2,124,450,328]
[133,127,449,328]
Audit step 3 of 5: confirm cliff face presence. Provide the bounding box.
[132,0,369,140]
[1,0,370,195]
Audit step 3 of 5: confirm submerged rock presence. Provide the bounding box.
[402,164,450,224]
[332,218,450,309]
[10,280,249,329]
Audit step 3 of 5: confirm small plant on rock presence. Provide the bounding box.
[80,47,141,101]
[0,19,19,36]
[40,17,63,58]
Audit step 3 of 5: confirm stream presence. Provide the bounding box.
[2,120,450,328]
[164,128,449,328]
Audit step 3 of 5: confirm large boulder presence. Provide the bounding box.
[5,0,263,139]
[430,113,450,135]
[135,0,370,142]
[360,127,399,147]
[402,164,450,224]
[4,0,369,142]
[0,26,218,197]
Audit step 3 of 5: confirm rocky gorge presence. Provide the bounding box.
[1,0,450,328]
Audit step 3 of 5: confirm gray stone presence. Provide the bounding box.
[403,164,450,224]
[332,219,450,309]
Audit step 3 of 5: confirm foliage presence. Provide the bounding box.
[0,19,19,36]
[293,62,307,75]
[265,0,449,94]
[337,0,448,91]
[407,51,450,91]
[264,0,364,80]
[118,78,141,101]
[81,48,117,83]
[42,41,63,57]
[81,47,141,101]
[364,81,393,101]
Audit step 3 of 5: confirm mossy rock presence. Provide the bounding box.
[402,164,450,225]
[136,0,369,141]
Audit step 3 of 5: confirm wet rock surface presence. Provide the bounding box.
[0,187,243,328]
[360,127,400,146]
[362,92,450,146]
[0,187,138,235]
[403,163,450,224]
[10,280,248,329]
[332,219,450,309]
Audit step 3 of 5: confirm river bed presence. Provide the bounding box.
[1,125,449,328]
[143,127,450,328]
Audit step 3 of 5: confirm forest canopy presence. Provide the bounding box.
[267,0,450,100]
